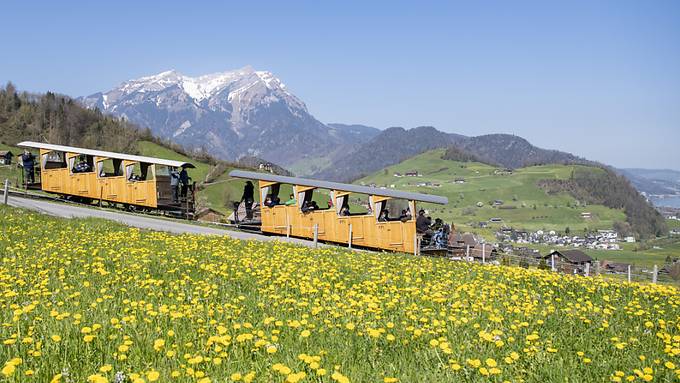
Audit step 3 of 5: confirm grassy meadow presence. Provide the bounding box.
[357,149,626,235]
[1,205,679,382]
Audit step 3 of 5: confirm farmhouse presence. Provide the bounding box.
[454,177,466,184]
[543,250,594,270]
[405,171,419,177]
[600,260,631,274]
[464,247,498,261]
[0,150,13,165]
[581,212,592,219]
[494,168,513,175]
[448,232,479,250]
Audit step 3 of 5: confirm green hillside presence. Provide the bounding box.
[357,149,626,236]
[0,143,23,186]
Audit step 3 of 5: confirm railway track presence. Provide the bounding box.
[2,188,339,249]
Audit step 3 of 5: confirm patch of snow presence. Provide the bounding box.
[173,121,192,137]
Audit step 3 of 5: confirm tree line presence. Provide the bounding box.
[0,83,154,153]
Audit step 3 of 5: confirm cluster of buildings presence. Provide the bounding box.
[393,171,420,177]
[495,228,635,251]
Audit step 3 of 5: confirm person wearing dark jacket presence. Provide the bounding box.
[20,150,36,184]
[179,167,192,199]
[416,209,433,235]
[241,181,255,219]
[170,168,180,202]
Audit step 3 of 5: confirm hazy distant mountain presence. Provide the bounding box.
[618,168,680,196]
[312,126,465,181]
[79,67,366,165]
[313,127,591,182]
[454,134,593,169]
[327,123,381,143]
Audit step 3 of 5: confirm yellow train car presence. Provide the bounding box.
[17,141,196,214]
[229,170,448,254]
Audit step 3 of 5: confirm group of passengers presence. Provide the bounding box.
[416,209,450,249]
[73,156,92,173]
[377,207,413,222]
[170,166,192,203]
[263,193,297,208]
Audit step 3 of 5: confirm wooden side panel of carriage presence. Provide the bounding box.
[259,182,417,253]
[38,149,158,208]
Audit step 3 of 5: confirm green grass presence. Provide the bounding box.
[0,143,23,187]
[1,205,679,382]
[357,149,626,236]
[135,141,212,183]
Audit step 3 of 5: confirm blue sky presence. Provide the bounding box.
[3,1,679,169]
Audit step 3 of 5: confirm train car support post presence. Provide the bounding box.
[482,243,486,264]
[313,224,319,248]
[551,254,556,272]
[3,179,8,205]
[348,224,353,249]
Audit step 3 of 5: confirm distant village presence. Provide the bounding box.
[495,228,636,250]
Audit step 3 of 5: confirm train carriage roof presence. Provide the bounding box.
[17,141,195,168]
[229,169,448,205]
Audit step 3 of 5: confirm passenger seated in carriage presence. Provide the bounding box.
[301,200,320,213]
[416,210,433,236]
[284,194,296,206]
[264,194,280,207]
[73,156,92,173]
[399,208,412,222]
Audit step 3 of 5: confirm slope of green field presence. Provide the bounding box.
[136,141,254,215]
[0,143,23,185]
[357,149,626,235]
[135,141,212,183]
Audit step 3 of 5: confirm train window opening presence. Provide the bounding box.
[299,188,332,212]
[42,151,67,170]
[126,162,154,182]
[262,183,281,208]
[97,158,124,177]
[70,155,94,174]
[336,194,351,216]
[335,193,372,216]
[376,198,412,222]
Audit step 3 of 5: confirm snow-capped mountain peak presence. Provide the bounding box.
[78,66,332,164]
[108,66,299,104]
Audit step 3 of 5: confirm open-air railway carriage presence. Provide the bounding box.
[16,141,197,216]
[229,170,449,254]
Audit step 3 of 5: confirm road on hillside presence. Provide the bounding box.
[5,194,324,248]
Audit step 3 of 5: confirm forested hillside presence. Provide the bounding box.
[359,149,667,240]
[0,83,150,153]
[538,168,668,239]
